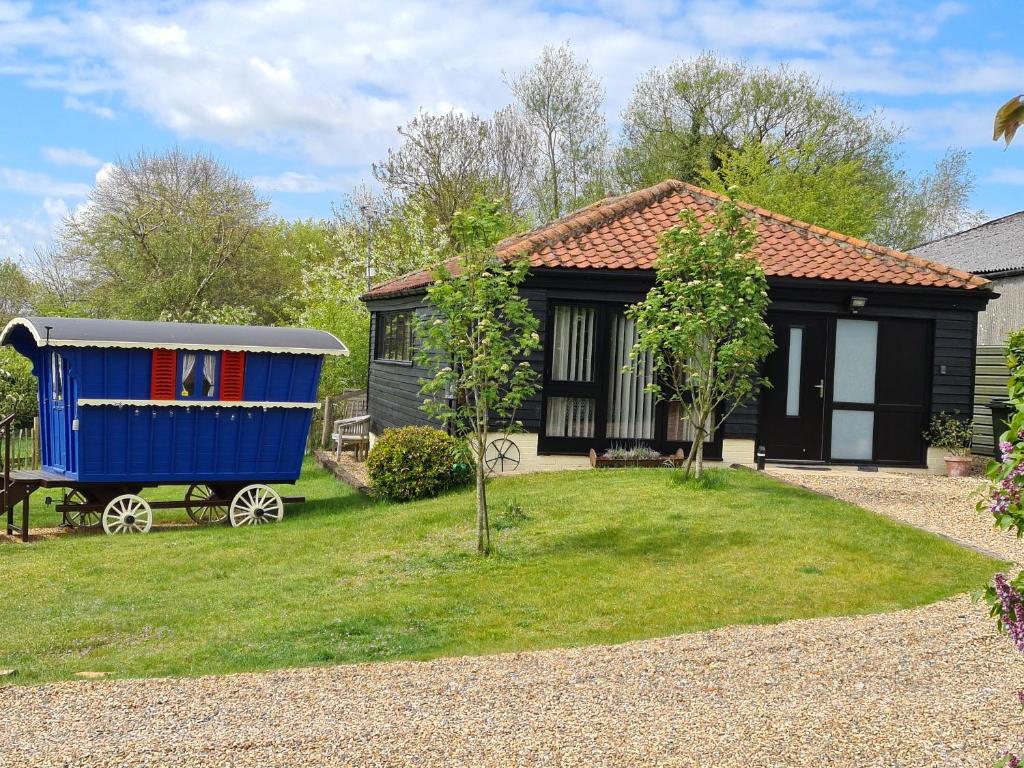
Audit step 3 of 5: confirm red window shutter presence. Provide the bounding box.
[150,349,177,400]
[220,351,245,401]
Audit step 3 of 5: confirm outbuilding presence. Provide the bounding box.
[362,180,992,473]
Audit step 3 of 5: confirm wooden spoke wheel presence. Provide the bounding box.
[102,494,153,535]
[229,484,283,527]
[185,484,229,525]
[65,489,102,529]
[484,438,521,475]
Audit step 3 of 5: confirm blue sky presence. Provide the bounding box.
[0,0,1022,263]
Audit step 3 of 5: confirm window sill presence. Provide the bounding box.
[373,359,414,367]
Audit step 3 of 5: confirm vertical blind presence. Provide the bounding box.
[606,313,655,440]
[551,305,595,382]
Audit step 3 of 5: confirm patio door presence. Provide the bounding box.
[759,313,829,461]
[541,304,605,453]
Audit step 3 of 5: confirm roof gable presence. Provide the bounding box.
[366,180,990,299]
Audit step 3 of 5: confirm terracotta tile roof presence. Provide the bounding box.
[364,180,991,299]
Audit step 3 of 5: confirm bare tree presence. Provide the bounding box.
[373,109,537,233]
[508,42,609,220]
[915,148,986,243]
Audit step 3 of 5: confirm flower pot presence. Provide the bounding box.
[944,455,973,478]
[589,448,686,468]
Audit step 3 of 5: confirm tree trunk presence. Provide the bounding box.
[475,441,490,555]
[682,436,699,479]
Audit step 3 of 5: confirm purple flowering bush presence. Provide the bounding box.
[983,329,1024,768]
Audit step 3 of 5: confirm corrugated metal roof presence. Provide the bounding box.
[0,316,349,356]
[911,211,1024,275]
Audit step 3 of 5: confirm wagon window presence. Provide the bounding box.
[376,311,413,362]
[180,353,197,397]
[50,354,64,402]
[202,354,217,397]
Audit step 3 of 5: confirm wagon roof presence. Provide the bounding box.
[0,316,349,356]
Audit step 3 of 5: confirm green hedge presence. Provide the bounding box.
[367,426,472,501]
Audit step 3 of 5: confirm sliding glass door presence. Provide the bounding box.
[539,301,720,456]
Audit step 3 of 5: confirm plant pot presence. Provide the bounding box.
[589,448,686,468]
[944,455,973,478]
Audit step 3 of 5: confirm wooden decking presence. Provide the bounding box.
[10,468,70,486]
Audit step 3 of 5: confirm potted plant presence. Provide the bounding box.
[923,412,975,477]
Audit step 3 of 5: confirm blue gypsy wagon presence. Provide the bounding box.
[0,316,347,538]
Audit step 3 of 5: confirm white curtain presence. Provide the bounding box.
[606,313,654,440]
[546,397,595,438]
[181,353,196,396]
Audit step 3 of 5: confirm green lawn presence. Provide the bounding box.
[0,460,1004,685]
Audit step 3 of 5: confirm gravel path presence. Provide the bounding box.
[3,470,1023,767]
[1,596,1020,767]
[767,468,1022,564]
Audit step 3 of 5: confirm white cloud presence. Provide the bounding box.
[63,95,114,120]
[0,0,1013,170]
[0,167,90,197]
[42,146,101,167]
[0,197,70,263]
[250,171,348,194]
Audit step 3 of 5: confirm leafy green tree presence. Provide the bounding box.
[0,259,34,327]
[292,195,448,396]
[618,53,981,249]
[416,199,540,555]
[628,195,774,478]
[42,148,297,323]
[0,348,37,426]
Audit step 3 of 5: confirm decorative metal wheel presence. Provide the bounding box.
[229,484,284,527]
[102,494,153,535]
[484,438,521,475]
[185,484,229,525]
[65,489,102,529]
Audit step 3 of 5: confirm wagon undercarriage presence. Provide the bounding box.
[3,464,303,541]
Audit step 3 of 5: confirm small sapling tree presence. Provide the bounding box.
[416,198,540,555]
[628,194,774,478]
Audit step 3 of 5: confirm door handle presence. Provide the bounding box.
[814,379,825,399]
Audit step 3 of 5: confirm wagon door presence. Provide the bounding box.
[44,351,69,472]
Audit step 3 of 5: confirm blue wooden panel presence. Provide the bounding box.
[73,405,313,484]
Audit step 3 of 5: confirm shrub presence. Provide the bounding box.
[923,411,974,456]
[367,426,472,501]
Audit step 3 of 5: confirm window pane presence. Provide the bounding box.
[202,354,217,397]
[666,402,714,443]
[607,312,654,439]
[551,306,595,382]
[785,327,803,417]
[833,319,877,404]
[378,312,413,361]
[181,353,196,397]
[831,409,874,460]
[545,397,595,438]
[51,354,64,401]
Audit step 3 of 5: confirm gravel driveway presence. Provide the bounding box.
[2,470,1022,767]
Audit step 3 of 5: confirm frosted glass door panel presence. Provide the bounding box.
[785,327,803,416]
[830,410,874,460]
[833,320,877,403]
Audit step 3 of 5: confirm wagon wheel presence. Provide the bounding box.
[229,484,284,527]
[65,489,102,529]
[102,494,153,535]
[185,484,229,525]
[484,438,521,475]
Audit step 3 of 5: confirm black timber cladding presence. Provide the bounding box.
[364,268,989,458]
